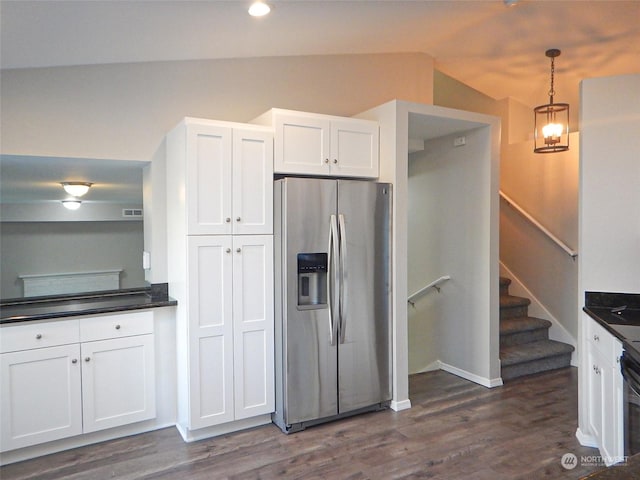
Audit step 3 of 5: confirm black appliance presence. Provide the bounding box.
[621,345,640,456]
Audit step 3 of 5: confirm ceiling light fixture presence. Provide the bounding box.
[61,181,92,197]
[534,49,570,153]
[62,200,82,210]
[248,1,271,17]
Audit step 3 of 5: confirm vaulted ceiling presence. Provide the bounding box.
[2,0,639,114]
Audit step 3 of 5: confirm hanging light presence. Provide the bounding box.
[534,49,570,153]
[61,182,92,197]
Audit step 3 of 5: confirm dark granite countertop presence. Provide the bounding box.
[0,283,176,324]
[583,291,640,359]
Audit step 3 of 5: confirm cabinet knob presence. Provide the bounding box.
[593,334,599,342]
[115,324,121,330]
[236,248,242,253]
[226,248,231,253]
[225,217,231,223]
[85,357,91,362]
[236,217,241,222]
[72,359,78,364]
[324,158,329,164]
[35,333,42,340]
[333,159,338,164]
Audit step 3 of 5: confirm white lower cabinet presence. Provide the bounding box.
[1,344,83,450]
[81,334,156,433]
[0,311,155,452]
[182,235,274,432]
[585,316,623,464]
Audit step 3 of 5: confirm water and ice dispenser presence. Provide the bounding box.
[297,253,327,309]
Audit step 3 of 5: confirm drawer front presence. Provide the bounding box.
[80,311,154,342]
[586,317,619,363]
[0,320,80,353]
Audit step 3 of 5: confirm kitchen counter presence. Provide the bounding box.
[584,291,640,360]
[0,283,176,324]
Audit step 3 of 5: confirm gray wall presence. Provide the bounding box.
[1,221,145,299]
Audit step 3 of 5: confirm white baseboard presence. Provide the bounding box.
[176,415,272,443]
[411,360,440,375]
[576,427,598,449]
[438,361,503,388]
[390,399,412,411]
[500,262,578,366]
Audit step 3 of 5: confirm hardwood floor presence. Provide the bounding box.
[0,367,624,479]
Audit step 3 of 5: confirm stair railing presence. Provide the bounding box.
[408,275,451,307]
[499,190,578,259]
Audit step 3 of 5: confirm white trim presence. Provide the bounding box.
[176,415,272,443]
[438,361,503,388]
[500,262,578,366]
[576,428,599,449]
[390,399,412,412]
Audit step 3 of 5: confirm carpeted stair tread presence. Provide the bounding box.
[500,294,531,309]
[500,316,552,335]
[500,339,575,367]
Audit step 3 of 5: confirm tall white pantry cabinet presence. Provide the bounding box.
[166,118,274,440]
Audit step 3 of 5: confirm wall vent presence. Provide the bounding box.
[122,208,143,218]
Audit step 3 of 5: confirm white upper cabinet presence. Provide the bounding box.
[233,129,274,235]
[167,118,273,236]
[253,109,379,178]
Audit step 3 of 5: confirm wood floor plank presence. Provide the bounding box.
[1,367,634,479]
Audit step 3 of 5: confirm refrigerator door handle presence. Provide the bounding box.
[338,213,348,344]
[328,214,340,345]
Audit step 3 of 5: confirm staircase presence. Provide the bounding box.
[500,277,574,381]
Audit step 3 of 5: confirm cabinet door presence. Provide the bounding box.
[1,344,82,451]
[188,236,235,428]
[330,119,379,178]
[232,235,274,420]
[274,113,330,175]
[233,129,274,235]
[587,347,606,448]
[81,335,156,433]
[186,124,233,235]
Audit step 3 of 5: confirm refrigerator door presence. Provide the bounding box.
[337,180,392,413]
[281,177,339,425]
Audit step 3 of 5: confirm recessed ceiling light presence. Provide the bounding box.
[248,1,271,17]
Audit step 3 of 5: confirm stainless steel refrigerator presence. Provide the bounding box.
[273,177,392,433]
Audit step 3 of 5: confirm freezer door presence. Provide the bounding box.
[337,181,392,413]
[281,177,339,425]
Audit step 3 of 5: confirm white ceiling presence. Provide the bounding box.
[2,0,639,111]
[1,0,639,205]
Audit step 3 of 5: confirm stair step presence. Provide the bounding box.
[499,276,512,296]
[500,294,531,319]
[500,317,552,347]
[500,339,575,381]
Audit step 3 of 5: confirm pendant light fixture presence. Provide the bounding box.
[534,49,570,153]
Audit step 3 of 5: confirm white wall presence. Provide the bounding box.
[1,53,435,286]
[1,53,434,161]
[360,100,501,397]
[500,133,580,339]
[0,221,145,298]
[577,73,640,443]
[579,73,640,294]
[408,127,500,382]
